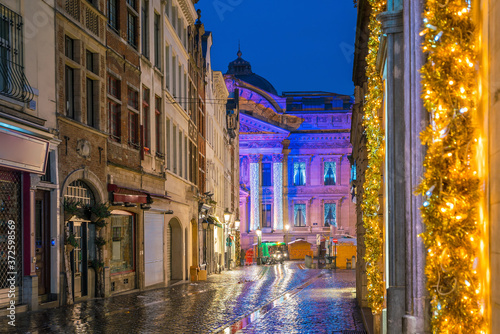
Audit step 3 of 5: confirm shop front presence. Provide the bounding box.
[0,123,51,310]
[109,211,136,294]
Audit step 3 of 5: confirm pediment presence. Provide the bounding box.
[240,113,290,135]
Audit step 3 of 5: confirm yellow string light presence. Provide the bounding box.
[361,0,386,315]
[419,0,486,332]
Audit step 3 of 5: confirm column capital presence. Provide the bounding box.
[249,154,261,163]
[272,154,284,163]
[378,10,403,34]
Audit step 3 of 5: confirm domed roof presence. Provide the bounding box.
[226,50,278,96]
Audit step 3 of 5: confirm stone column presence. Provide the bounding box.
[272,154,284,230]
[403,0,427,332]
[249,154,261,231]
[378,8,405,334]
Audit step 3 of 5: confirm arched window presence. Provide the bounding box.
[64,180,95,205]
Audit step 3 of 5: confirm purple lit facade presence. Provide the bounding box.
[224,51,355,251]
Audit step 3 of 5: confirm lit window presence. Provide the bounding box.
[110,214,135,274]
[294,204,306,227]
[324,161,336,185]
[324,203,336,227]
[262,203,272,227]
[293,162,306,186]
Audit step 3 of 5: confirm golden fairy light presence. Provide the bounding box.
[418,0,487,332]
[361,0,386,314]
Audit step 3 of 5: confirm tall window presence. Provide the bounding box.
[65,36,75,60]
[165,45,170,89]
[351,161,357,182]
[154,12,160,68]
[166,118,171,169]
[179,131,183,177]
[173,124,177,173]
[86,50,96,73]
[324,161,336,185]
[127,11,137,48]
[141,0,148,58]
[172,54,176,96]
[128,88,139,147]
[293,162,306,186]
[86,78,97,128]
[129,111,139,147]
[262,203,272,228]
[142,88,150,148]
[110,214,135,274]
[65,66,75,119]
[108,76,121,140]
[324,203,336,227]
[155,96,162,155]
[294,204,306,227]
[262,163,272,186]
[107,0,118,30]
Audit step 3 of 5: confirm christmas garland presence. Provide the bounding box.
[361,0,387,314]
[418,0,486,332]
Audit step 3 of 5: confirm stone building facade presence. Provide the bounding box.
[225,51,355,253]
[0,0,58,311]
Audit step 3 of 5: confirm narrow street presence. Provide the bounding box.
[13,263,364,334]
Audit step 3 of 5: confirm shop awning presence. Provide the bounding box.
[207,215,223,228]
[108,184,150,204]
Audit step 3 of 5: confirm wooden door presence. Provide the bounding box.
[35,191,50,297]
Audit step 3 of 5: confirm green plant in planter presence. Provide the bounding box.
[65,232,78,250]
[94,219,108,229]
[90,202,111,222]
[91,259,104,270]
[95,236,106,248]
[63,200,81,221]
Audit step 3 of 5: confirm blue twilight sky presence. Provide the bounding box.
[196,0,357,96]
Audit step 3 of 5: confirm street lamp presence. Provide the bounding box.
[234,219,240,229]
[224,208,231,224]
[256,228,262,265]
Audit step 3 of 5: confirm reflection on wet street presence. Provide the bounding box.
[13,262,364,333]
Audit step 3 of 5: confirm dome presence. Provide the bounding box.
[226,50,278,96]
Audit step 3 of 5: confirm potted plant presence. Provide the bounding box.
[65,232,78,252]
[90,202,111,223]
[91,259,104,270]
[63,200,81,221]
[95,236,106,248]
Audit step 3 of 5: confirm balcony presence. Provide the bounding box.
[0,3,34,103]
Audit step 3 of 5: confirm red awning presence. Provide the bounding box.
[108,184,148,204]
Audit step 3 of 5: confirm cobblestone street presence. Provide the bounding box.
[9,262,364,334]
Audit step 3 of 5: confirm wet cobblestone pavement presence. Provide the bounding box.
[8,262,365,333]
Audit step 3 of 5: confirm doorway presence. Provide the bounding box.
[70,221,88,299]
[168,218,183,282]
[144,212,164,286]
[35,190,50,302]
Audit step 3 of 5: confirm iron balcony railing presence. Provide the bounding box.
[0,3,34,103]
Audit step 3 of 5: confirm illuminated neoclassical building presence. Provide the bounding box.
[224,50,355,251]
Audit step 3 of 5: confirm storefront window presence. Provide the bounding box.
[110,214,135,274]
